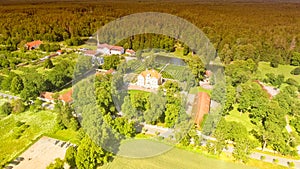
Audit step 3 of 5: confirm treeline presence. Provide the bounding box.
[1,1,300,64]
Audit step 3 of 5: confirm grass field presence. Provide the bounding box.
[100,146,258,169]
[189,86,212,95]
[0,110,57,166]
[225,104,256,132]
[257,62,300,84]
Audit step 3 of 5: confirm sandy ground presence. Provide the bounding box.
[7,136,74,169]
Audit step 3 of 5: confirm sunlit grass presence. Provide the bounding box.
[257,62,300,84]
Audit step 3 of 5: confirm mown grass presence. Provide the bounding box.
[257,62,300,84]
[45,129,80,145]
[0,110,57,166]
[225,104,257,132]
[189,86,212,95]
[100,143,259,169]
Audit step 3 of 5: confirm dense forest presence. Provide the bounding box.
[0,1,300,64]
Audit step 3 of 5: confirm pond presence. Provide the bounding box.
[155,55,186,66]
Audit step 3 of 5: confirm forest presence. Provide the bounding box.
[1,1,300,168]
[0,1,300,65]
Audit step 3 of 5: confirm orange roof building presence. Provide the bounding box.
[26,40,42,50]
[40,89,73,104]
[194,92,211,128]
[97,43,124,55]
[125,49,136,55]
[137,69,162,89]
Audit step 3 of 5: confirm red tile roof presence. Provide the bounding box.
[140,69,161,79]
[194,92,210,127]
[40,92,54,101]
[59,89,73,103]
[40,89,73,103]
[125,49,135,54]
[98,43,124,52]
[26,40,42,50]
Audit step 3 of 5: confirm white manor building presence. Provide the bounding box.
[136,69,162,89]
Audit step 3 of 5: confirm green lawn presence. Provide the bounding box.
[45,128,80,145]
[0,110,57,166]
[257,62,300,84]
[189,86,212,95]
[100,145,258,169]
[225,104,256,132]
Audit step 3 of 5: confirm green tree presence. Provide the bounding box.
[75,136,111,169]
[102,55,120,70]
[44,58,54,69]
[144,92,166,124]
[46,158,64,169]
[65,146,77,168]
[121,95,138,120]
[12,99,25,114]
[186,55,205,81]
[10,76,24,94]
[1,102,12,115]
[164,104,180,128]
[291,52,300,66]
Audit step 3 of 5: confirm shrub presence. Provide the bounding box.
[270,59,279,68]
[260,156,266,160]
[286,78,299,86]
[15,121,25,127]
[288,161,295,168]
[290,67,300,75]
[273,158,279,163]
[0,102,12,115]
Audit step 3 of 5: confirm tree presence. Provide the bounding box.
[237,81,269,113]
[291,52,300,66]
[46,158,64,169]
[44,58,54,69]
[75,136,111,169]
[183,44,189,56]
[164,104,180,128]
[1,102,12,115]
[102,55,120,70]
[290,67,300,75]
[144,92,166,124]
[12,99,25,114]
[10,76,24,94]
[121,95,138,120]
[65,146,77,168]
[186,55,205,82]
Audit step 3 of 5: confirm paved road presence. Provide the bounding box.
[142,123,300,168]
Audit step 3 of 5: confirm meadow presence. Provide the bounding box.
[0,110,57,166]
[257,62,300,84]
[100,145,259,169]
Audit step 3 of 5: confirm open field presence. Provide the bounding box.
[257,62,300,84]
[0,110,57,167]
[100,145,258,169]
[225,104,257,132]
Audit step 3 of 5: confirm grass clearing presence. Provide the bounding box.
[45,129,80,145]
[189,86,211,95]
[0,110,57,166]
[225,104,256,131]
[100,144,258,169]
[257,62,300,84]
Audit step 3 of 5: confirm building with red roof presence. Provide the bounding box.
[194,92,211,128]
[40,89,73,104]
[26,40,42,50]
[125,49,136,56]
[97,43,124,55]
